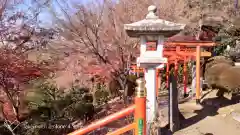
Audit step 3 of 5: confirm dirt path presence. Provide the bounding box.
[174,100,240,135]
[157,89,240,135]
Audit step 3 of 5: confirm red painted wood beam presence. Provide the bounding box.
[183,61,188,96]
[164,41,216,46]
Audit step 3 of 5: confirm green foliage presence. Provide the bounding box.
[26,81,61,110]
[213,22,240,56]
[95,89,109,105]
[160,63,192,83]
[126,74,138,96]
[127,74,138,83]
[21,81,95,135]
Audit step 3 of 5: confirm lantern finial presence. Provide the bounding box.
[146,5,158,19]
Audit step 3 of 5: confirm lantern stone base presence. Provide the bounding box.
[137,56,167,68]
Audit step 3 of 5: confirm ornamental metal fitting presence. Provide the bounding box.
[135,78,147,97]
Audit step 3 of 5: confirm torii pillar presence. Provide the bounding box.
[124,5,185,133]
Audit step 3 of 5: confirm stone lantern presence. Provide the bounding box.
[124,5,185,127]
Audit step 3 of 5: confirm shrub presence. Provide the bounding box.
[18,81,95,135]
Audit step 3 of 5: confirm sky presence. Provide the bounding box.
[15,0,87,28]
[15,0,114,28]
[15,0,53,27]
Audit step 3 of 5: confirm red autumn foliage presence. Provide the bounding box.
[2,102,18,123]
[199,29,217,41]
[83,63,115,83]
[0,49,53,86]
[0,48,55,122]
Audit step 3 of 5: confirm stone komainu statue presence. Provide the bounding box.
[204,56,240,97]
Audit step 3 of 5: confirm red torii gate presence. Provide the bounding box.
[163,45,212,96]
[130,36,215,102]
[164,41,215,102]
[130,45,211,96]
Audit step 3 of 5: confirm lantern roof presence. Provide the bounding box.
[124,5,186,38]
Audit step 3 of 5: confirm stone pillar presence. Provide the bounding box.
[168,73,180,132]
[157,35,164,57]
[145,68,157,124]
[140,36,147,55]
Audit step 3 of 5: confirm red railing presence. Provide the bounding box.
[68,78,146,135]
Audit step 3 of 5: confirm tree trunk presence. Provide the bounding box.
[117,75,128,104]
[123,84,129,104]
[3,87,20,122]
[92,84,97,106]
